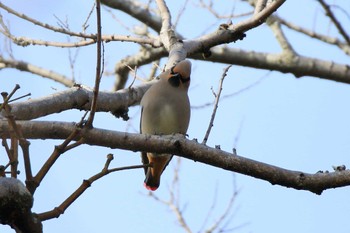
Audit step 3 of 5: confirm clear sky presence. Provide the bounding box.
[1,0,350,233]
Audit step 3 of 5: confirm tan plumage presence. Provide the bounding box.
[140,60,192,191]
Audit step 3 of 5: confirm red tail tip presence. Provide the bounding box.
[144,182,158,191]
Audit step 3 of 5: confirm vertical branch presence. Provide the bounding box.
[86,0,103,127]
[10,138,18,178]
[202,65,232,145]
[155,0,173,50]
[155,0,187,67]
[1,85,25,179]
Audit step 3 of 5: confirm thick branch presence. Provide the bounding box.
[2,84,152,120]
[0,178,42,233]
[101,0,162,32]
[184,0,285,52]
[201,47,350,84]
[1,120,349,195]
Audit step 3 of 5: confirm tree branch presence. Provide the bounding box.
[101,0,162,32]
[86,0,103,128]
[271,15,350,55]
[202,65,231,145]
[1,120,349,195]
[114,47,166,90]
[0,56,74,87]
[2,84,152,120]
[37,154,146,221]
[202,47,350,83]
[318,0,350,45]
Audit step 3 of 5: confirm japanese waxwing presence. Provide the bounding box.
[140,59,192,191]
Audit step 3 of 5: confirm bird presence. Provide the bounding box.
[140,59,192,191]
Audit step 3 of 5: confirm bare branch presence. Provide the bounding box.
[155,0,187,66]
[205,178,239,233]
[198,0,252,19]
[37,154,146,221]
[0,56,74,87]
[0,2,95,39]
[192,72,269,110]
[254,0,268,15]
[232,0,286,32]
[202,46,350,83]
[0,33,160,48]
[1,86,34,192]
[101,0,162,32]
[148,158,192,233]
[114,47,166,90]
[32,114,87,194]
[86,0,103,128]
[0,2,160,48]
[184,0,286,55]
[2,120,350,195]
[267,19,296,55]
[272,15,350,55]
[318,0,350,45]
[1,85,22,178]
[202,65,231,145]
[3,83,152,120]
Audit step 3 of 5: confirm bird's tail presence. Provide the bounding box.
[143,153,172,191]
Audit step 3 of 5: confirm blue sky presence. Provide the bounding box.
[1,0,350,232]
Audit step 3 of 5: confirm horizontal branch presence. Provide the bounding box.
[0,56,74,87]
[199,47,350,84]
[2,84,154,120]
[2,34,161,48]
[103,0,349,85]
[0,120,349,195]
[101,0,162,32]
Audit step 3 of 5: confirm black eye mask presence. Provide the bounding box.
[168,66,190,87]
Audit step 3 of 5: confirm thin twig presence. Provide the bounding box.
[148,158,192,233]
[192,72,269,110]
[0,56,74,87]
[0,2,94,39]
[199,182,219,232]
[37,154,147,221]
[0,2,159,48]
[173,0,190,28]
[82,2,96,33]
[272,15,350,55]
[205,177,239,232]
[198,0,252,19]
[318,0,350,45]
[32,112,88,194]
[0,32,159,48]
[7,93,31,103]
[202,65,232,144]
[86,0,103,128]
[1,85,22,178]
